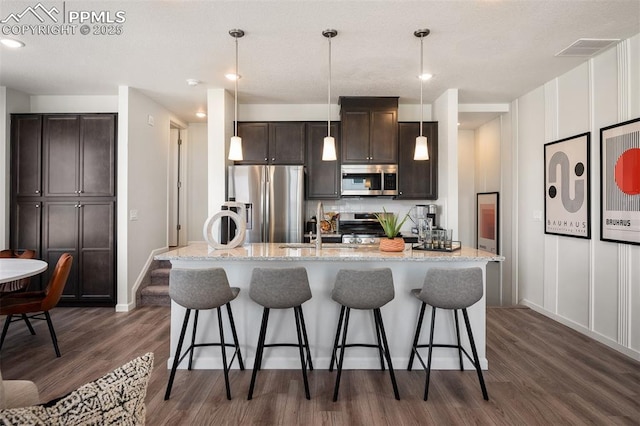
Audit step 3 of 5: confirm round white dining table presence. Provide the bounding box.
[0,258,48,284]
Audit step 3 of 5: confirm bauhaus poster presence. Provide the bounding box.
[544,133,591,239]
[600,118,640,245]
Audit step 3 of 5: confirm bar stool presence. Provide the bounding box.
[164,268,244,401]
[407,267,489,401]
[329,268,400,401]
[247,267,313,400]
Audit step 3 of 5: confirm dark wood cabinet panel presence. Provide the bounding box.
[11,200,43,290]
[78,202,114,300]
[305,122,340,199]
[42,202,78,299]
[397,122,438,200]
[11,115,42,197]
[236,122,269,164]
[80,115,116,196]
[43,115,80,196]
[340,97,398,164]
[269,122,305,164]
[236,122,305,165]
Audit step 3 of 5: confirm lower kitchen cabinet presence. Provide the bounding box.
[41,200,115,306]
[397,122,438,199]
[305,122,340,199]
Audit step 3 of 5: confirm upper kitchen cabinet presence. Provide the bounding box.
[236,122,305,165]
[397,121,438,199]
[305,121,340,199]
[43,114,116,197]
[339,97,398,164]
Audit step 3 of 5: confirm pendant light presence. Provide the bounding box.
[322,29,338,161]
[414,28,430,161]
[228,29,245,161]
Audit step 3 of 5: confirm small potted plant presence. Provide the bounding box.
[374,208,410,252]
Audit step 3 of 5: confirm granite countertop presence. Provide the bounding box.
[156,242,505,262]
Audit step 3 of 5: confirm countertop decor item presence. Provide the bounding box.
[375,208,409,252]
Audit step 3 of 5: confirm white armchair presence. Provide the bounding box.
[0,369,39,409]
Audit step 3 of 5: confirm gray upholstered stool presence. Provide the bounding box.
[247,267,313,400]
[407,267,489,401]
[164,268,244,401]
[329,268,400,401]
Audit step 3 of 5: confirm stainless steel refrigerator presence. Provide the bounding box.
[228,165,304,243]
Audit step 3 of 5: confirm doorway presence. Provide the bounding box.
[168,124,186,247]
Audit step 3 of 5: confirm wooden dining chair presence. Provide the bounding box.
[0,253,73,357]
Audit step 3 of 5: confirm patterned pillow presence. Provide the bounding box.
[0,352,153,426]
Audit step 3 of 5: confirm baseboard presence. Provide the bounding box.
[520,299,640,361]
[115,302,135,312]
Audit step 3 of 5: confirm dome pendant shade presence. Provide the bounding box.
[414,135,429,160]
[322,136,337,161]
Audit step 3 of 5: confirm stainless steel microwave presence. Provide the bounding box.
[341,164,398,196]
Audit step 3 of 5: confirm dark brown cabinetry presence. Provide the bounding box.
[236,122,305,164]
[397,122,438,199]
[305,122,340,199]
[340,97,398,164]
[10,113,116,306]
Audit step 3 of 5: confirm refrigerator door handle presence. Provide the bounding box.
[262,166,269,243]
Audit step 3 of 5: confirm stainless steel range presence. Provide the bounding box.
[338,212,386,244]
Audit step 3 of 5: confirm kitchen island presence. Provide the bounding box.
[156,242,504,371]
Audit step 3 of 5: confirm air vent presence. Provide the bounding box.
[556,38,620,57]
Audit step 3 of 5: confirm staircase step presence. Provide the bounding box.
[140,284,170,307]
[150,268,170,287]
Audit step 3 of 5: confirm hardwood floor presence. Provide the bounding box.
[1,306,638,425]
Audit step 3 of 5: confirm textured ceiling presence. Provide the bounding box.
[0,0,638,128]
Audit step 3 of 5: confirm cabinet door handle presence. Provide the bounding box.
[35,204,40,208]
[35,190,40,194]
[272,158,275,161]
[264,158,268,161]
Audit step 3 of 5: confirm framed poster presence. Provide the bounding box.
[600,117,640,245]
[544,133,591,239]
[477,192,499,254]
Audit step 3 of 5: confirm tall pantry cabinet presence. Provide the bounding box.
[10,114,116,306]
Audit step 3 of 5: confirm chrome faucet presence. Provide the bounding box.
[310,202,324,250]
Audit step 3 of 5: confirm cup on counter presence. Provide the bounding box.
[443,229,453,250]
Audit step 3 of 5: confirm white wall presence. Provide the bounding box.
[187,123,208,243]
[458,129,475,248]
[29,95,118,113]
[515,33,640,360]
[116,86,180,310]
[0,87,30,248]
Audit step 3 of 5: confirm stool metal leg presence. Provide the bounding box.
[408,302,427,371]
[332,307,351,402]
[297,306,314,371]
[22,314,36,335]
[165,308,191,400]
[424,307,437,401]
[44,311,61,357]
[294,306,311,400]
[462,308,489,401]
[374,311,386,371]
[188,310,199,370]
[374,308,400,400]
[226,302,245,370]
[217,306,232,400]
[329,305,345,372]
[248,308,270,400]
[454,309,464,371]
[0,315,13,350]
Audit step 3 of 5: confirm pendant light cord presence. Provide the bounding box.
[234,35,239,138]
[327,34,332,137]
[419,34,424,137]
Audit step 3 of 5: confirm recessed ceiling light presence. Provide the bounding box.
[225,73,241,81]
[418,73,433,81]
[196,112,207,118]
[186,79,200,86]
[0,38,25,48]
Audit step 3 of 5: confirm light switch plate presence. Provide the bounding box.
[130,209,139,221]
[532,210,543,222]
